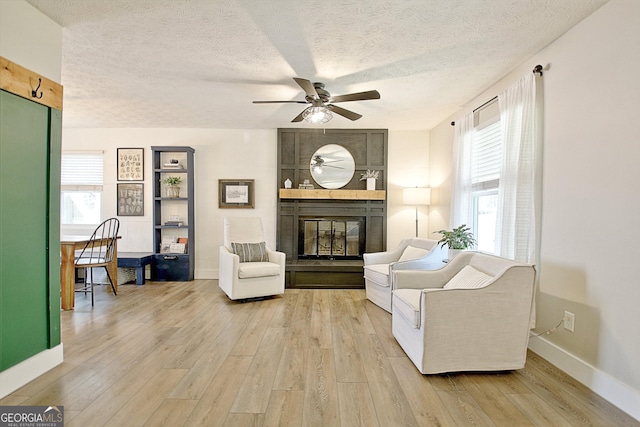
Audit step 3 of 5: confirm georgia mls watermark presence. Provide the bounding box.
[0,406,63,427]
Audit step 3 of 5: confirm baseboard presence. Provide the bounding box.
[0,344,64,399]
[195,268,217,280]
[528,335,640,422]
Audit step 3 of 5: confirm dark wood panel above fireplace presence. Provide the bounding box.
[276,128,388,289]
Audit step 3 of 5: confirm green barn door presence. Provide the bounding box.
[0,89,52,370]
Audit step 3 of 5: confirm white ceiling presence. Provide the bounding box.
[26,0,608,130]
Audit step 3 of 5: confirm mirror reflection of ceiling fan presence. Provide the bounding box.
[253,78,380,123]
[311,154,344,173]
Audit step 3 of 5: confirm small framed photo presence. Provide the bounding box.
[219,179,254,209]
[117,183,144,216]
[117,148,144,181]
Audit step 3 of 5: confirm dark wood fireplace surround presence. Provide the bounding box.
[277,128,387,288]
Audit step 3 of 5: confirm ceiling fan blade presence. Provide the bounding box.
[292,109,307,122]
[252,100,308,104]
[326,104,362,121]
[293,77,319,99]
[329,90,381,103]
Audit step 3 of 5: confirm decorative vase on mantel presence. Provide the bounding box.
[366,177,376,191]
[360,169,379,191]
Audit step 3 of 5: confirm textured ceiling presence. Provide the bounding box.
[26,0,608,130]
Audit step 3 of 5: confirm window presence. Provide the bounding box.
[60,152,103,225]
[470,100,501,254]
[452,73,540,263]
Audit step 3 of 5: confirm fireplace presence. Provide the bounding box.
[298,217,365,260]
[277,128,388,288]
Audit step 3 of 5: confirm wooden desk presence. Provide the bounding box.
[60,235,119,310]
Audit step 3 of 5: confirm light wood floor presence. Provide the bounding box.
[2,280,637,426]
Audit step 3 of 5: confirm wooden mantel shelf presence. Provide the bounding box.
[279,188,386,201]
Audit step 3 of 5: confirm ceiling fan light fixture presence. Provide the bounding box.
[303,106,332,124]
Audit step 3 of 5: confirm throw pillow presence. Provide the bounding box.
[444,265,492,289]
[231,242,269,263]
[398,245,429,262]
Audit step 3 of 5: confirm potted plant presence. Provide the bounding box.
[360,169,379,190]
[162,176,182,198]
[434,224,476,260]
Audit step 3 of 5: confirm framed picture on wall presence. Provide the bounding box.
[219,179,254,208]
[117,148,144,181]
[117,183,144,216]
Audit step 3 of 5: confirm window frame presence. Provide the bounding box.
[469,100,501,253]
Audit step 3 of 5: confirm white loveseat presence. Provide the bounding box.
[363,238,446,312]
[391,251,536,374]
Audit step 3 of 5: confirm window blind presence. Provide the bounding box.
[61,152,103,189]
[471,120,501,190]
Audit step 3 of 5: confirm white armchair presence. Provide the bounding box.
[391,251,536,374]
[219,217,285,300]
[363,238,445,312]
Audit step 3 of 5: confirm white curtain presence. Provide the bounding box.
[450,73,542,328]
[496,72,542,265]
[450,112,474,229]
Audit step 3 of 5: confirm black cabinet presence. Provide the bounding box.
[153,254,191,281]
[151,146,195,281]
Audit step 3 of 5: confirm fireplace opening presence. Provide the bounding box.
[298,217,365,260]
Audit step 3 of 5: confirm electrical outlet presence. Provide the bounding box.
[563,311,575,332]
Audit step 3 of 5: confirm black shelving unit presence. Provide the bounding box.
[151,146,195,281]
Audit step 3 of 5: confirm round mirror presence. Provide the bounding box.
[310,144,355,189]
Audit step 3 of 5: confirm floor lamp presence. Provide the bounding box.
[403,187,431,237]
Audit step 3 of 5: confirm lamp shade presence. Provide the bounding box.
[303,106,332,124]
[403,187,431,205]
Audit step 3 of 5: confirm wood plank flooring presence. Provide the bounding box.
[2,280,637,426]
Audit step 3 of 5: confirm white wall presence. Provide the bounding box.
[387,130,430,249]
[0,0,62,82]
[62,128,278,279]
[426,122,453,235]
[429,0,640,419]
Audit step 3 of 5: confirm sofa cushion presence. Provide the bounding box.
[444,265,492,289]
[363,264,391,286]
[392,288,422,328]
[237,261,280,279]
[231,242,269,263]
[398,245,430,262]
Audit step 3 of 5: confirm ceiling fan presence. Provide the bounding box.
[253,77,380,123]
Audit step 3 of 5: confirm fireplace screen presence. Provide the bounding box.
[299,218,365,259]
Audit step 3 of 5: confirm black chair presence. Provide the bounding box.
[74,218,119,306]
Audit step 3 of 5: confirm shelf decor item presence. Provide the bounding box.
[360,169,379,191]
[117,148,144,181]
[162,176,182,198]
[219,179,254,208]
